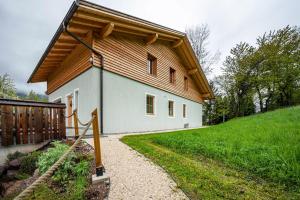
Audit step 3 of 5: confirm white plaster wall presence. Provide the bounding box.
[48,67,100,127]
[103,70,202,134]
[48,67,203,134]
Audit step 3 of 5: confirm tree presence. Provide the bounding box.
[0,73,17,99]
[24,90,47,102]
[222,42,256,117]
[186,24,220,76]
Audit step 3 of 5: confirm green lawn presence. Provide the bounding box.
[121,106,300,199]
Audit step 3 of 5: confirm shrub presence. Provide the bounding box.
[38,141,70,174]
[20,151,41,175]
[74,160,90,177]
[37,141,90,186]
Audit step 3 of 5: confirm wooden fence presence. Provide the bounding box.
[0,98,66,147]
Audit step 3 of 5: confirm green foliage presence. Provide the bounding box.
[122,106,300,199]
[23,90,48,102]
[74,160,90,177]
[206,25,300,125]
[20,151,41,175]
[37,141,90,186]
[15,172,30,180]
[0,73,17,99]
[7,151,27,161]
[24,184,60,200]
[65,176,88,200]
[37,141,69,174]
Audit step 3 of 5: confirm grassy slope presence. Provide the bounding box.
[122,106,300,199]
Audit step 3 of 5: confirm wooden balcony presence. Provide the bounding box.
[0,98,66,147]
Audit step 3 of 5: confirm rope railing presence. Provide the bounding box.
[14,108,104,200]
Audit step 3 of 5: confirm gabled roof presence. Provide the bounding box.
[28,0,214,99]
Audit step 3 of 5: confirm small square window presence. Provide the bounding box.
[168,100,174,117]
[146,94,155,115]
[169,68,176,84]
[147,54,157,76]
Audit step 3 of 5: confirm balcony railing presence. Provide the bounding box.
[0,98,66,147]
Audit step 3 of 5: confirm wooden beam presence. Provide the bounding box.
[70,17,104,28]
[172,39,183,48]
[146,33,158,45]
[54,44,76,49]
[57,38,79,45]
[188,68,198,75]
[51,49,72,54]
[201,93,210,98]
[100,22,114,39]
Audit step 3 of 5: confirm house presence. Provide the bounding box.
[28,0,214,134]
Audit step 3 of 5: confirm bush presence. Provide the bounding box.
[37,141,90,186]
[38,141,69,174]
[20,151,41,175]
[7,151,26,161]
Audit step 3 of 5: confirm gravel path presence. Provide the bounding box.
[85,134,188,200]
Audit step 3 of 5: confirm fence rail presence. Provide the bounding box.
[0,98,66,147]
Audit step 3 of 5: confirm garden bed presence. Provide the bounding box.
[0,140,109,200]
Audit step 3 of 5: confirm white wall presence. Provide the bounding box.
[103,70,202,134]
[49,67,100,127]
[49,67,203,134]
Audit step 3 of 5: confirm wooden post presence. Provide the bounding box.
[74,109,79,139]
[92,109,104,176]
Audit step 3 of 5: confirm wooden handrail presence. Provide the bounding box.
[0,98,66,108]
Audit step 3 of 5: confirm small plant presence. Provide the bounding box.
[7,151,26,161]
[15,172,30,180]
[20,151,41,175]
[74,160,90,177]
[38,141,69,174]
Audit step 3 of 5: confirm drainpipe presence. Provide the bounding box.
[62,23,104,135]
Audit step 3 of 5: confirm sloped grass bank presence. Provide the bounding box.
[121,106,300,199]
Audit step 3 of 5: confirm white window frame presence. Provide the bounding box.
[73,88,79,112]
[145,93,156,116]
[168,99,175,118]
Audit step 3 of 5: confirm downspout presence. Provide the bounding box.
[62,23,104,135]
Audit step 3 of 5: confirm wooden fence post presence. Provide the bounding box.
[92,108,104,176]
[74,109,79,139]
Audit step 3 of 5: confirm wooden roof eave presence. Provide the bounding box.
[27,1,80,83]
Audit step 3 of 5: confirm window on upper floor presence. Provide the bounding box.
[169,68,176,84]
[147,54,157,76]
[184,76,188,91]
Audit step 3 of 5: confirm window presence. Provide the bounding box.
[74,89,79,111]
[168,100,174,117]
[184,76,188,91]
[169,68,176,84]
[146,94,155,115]
[147,54,157,76]
[183,104,187,118]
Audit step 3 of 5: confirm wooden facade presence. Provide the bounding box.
[92,33,203,102]
[28,0,214,101]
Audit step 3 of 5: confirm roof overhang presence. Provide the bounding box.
[28,0,214,99]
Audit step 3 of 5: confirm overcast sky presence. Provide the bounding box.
[0,0,299,94]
